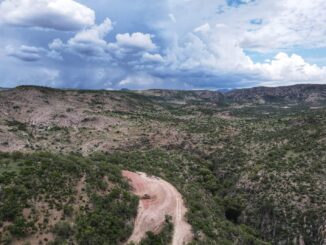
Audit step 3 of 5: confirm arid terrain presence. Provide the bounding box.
[1,84,326,244]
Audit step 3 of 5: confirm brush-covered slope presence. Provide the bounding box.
[1,85,326,245]
[226,84,326,105]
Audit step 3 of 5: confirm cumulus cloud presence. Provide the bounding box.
[49,39,64,50]
[49,18,112,57]
[6,45,45,62]
[115,33,156,51]
[165,22,326,87]
[167,24,252,74]
[256,53,326,86]
[167,0,326,86]
[70,18,112,44]
[66,18,112,57]
[106,32,158,62]
[6,44,64,62]
[1,0,326,89]
[47,50,63,60]
[49,19,160,64]
[142,53,164,63]
[0,0,95,31]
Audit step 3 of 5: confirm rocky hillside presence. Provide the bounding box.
[1,85,326,244]
[139,89,225,105]
[225,84,326,105]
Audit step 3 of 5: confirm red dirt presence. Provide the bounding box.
[122,171,193,245]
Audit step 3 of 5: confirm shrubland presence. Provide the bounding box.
[0,85,326,244]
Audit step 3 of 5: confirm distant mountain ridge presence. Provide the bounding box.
[141,84,326,106]
[6,83,326,106]
[140,89,225,105]
[225,84,326,105]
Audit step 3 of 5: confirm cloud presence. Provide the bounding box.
[49,18,112,58]
[160,0,326,87]
[118,73,164,89]
[142,53,164,63]
[194,23,211,33]
[47,50,63,60]
[70,18,112,44]
[66,18,112,57]
[0,65,61,88]
[107,32,158,62]
[6,45,45,62]
[256,53,326,86]
[242,0,326,51]
[115,33,156,51]
[164,22,326,87]
[1,0,326,90]
[49,39,64,50]
[0,0,95,31]
[169,14,176,23]
[49,19,159,63]
[167,24,252,74]
[5,44,64,62]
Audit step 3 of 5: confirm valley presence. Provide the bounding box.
[0,84,326,244]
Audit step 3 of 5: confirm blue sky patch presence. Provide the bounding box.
[250,18,263,25]
[227,0,255,7]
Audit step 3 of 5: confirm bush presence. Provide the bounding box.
[53,221,74,239]
[63,205,74,217]
[1,231,13,245]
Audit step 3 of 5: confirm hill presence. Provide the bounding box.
[225,84,326,105]
[0,85,326,244]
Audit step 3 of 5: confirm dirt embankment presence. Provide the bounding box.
[122,171,193,245]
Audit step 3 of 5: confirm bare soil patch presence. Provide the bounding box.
[122,171,193,245]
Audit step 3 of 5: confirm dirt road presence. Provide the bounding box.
[122,171,193,245]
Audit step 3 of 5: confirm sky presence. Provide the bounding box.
[1,0,326,90]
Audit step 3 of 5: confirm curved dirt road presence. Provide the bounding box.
[122,171,193,245]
